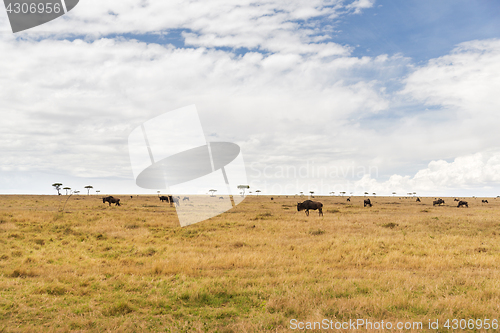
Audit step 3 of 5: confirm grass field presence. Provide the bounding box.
[1,194,500,332]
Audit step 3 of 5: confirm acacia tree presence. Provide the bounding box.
[52,183,63,195]
[340,191,346,196]
[309,191,314,198]
[237,185,250,196]
[364,192,368,197]
[255,190,261,196]
[209,189,217,197]
[84,185,93,195]
[63,187,71,195]
[392,192,396,197]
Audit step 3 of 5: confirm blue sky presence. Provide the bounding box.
[332,0,500,62]
[1,0,500,196]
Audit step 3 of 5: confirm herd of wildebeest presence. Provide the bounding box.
[99,194,489,218]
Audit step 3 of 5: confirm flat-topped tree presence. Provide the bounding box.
[209,189,217,197]
[84,185,93,195]
[237,185,250,196]
[63,187,71,195]
[52,183,62,195]
[255,190,261,196]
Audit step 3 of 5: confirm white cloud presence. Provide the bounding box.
[354,150,500,195]
[346,0,375,14]
[402,39,500,117]
[0,33,401,194]
[1,0,374,57]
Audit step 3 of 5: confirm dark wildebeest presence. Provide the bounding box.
[130,196,133,199]
[219,196,224,199]
[457,200,468,208]
[297,200,323,216]
[271,197,274,200]
[183,196,189,201]
[454,198,460,201]
[416,198,421,202]
[103,196,120,206]
[160,195,179,206]
[159,195,172,203]
[347,197,351,202]
[482,199,488,203]
[364,198,372,207]
[433,198,445,206]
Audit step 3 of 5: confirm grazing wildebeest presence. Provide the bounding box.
[219,196,224,199]
[454,198,460,201]
[297,200,323,216]
[482,199,488,203]
[271,197,274,200]
[416,198,421,202]
[130,196,133,199]
[347,197,351,202]
[457,200,468,208]
[433,198,445,206]
[159,195,172,203]
[364,198,372,207]
[160,195,179,206]
[103,196,120,206]
[183,196,189,201]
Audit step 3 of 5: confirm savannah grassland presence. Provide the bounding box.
[1,194,500,332]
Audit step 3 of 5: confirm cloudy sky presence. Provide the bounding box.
[1,0,500,196]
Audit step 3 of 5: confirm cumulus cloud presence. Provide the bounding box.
[402,39,500,117]
[0,32,404,193]
[0,0,375,56]
[354,150,500,195]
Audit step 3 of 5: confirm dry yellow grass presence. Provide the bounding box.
[1,194,500,332]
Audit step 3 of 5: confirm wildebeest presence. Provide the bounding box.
[454,198,460,201]
[457,200,468,208]
[482,199,488,203]
[159,195,179,206]
[364,198,372,207]
[219,196,224,199]
[347,197,351,202]
[297,200,323,216]
[433,198,445,206]
[130,196,133,199]
[271,197,274,200]
[102,196,120,206]
[183,196,189,201]
[416,198,421,202]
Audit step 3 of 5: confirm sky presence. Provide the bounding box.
[1,0,500,197]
